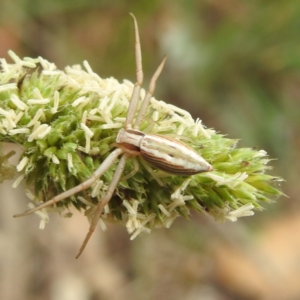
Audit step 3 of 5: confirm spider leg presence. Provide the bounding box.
[125,13,144,129]
[76,153,128,258]
[13,148,123,218]
[134,56,166,129]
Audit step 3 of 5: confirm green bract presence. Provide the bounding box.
[0,51,283,237]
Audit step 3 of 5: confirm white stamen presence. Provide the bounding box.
[51,91,59,114]
[130,227,151,240]
[103,204,110,215]
[106,87,121,115]
[0,83,17,92]
[17,156,29,172]
[33,88,43,99]
[0,109,16,129]
[177,123,185,135]
[87,115,104,122]
[91,180,104,198]
[28,202,50,230]
[123,200,138,216]
[101,123,123,129]
[27,109,43,127]
[37,125,51,139]
[8,50,21,63]
[168,103,193,118]
[83,60,94,75]
[67,153,73,172]
[194,118,211,139]
[88,108,99,116]
[0,108,11,117]
[32,121,41,131]
[98,96,110,111]
[152,110,159,122]
[14,111,24,125]
[0,58,8,71]
[25,189,37,201]
[28,124,51,142]
[123,200,154,240]
[169,178,193,211]
[52,154,59,164]
[38,56,57,71]
[72,96,87,107]
[171,178,191,200]
[205,172,248,188]
[226,204,255,222]
[27,98,50,105]
[158,204,170,217]
[81,110,87,124]
[12,174,25,188]
[84,134,91,153]
[114,117,126,122]
[80,123,94,138]
[10,94,28,110]
[24,56,40,63]
[164,211,180,228]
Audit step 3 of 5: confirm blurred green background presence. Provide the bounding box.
[0,1,299,299]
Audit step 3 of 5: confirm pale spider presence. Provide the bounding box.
[14,14,213,258]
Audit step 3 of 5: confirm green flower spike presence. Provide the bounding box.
[0,51,283,239]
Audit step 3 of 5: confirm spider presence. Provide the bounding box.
[14,13,213,258]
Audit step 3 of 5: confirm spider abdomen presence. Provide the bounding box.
[140,134,213,175]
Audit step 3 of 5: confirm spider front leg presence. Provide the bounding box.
[125,13,144,129]
[127,13,166,130]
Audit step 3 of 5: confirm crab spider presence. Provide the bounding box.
[14,13,213,258]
